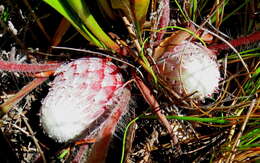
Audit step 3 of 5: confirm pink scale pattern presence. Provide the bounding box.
[40,58,124,142]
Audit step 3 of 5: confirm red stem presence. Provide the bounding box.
[208,31,260,52]
[133,73,178,145]
[0,60,61,73]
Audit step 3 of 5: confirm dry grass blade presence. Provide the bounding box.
[22,115,47,163]
[122,16,142,52]
[0,77,48,117]
[191,22,251,77]
[227,99,257,163]
[51,18,71,46]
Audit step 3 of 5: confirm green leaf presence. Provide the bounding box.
[222,0,251,23]
[111,0,150,40]
[43,0,121,52]
[43,0,104,47]
[66,0,120,51]
[243,66,260,96]
[133,0,150,23]
[190,0,198,21]
[240,128,260,146]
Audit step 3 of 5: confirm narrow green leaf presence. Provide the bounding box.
[227,48,260,59]
[66,0,120,51]
[57,149,70,159]
[44,0,121,52]
[243,66,260,96]
[134,0,150,23]
[120,116,141,163]
[222,0,251,23]
[43,0,104,47]
[173,0,189,22]
[111,0,150,40]
[240,128,260,146]
[133,0,150,39]
[191,0,198,21]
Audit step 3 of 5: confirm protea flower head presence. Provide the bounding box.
[40,57,128,142]
[157,41,221,100]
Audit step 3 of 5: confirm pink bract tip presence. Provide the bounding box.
[157,41,221,100]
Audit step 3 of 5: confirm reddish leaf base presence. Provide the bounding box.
[72,88,131,163]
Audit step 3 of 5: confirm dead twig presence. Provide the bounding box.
[226,99,256,163]
[21,115,47,163]
[0,77,48,117]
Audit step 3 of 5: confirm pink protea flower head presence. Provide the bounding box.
[40,58,127,142]
[157,41,221,100]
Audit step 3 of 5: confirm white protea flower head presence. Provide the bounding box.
[157,41,221,100]
[40,58,128,142]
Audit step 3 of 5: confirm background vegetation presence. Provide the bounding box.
[0,0,259,162]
